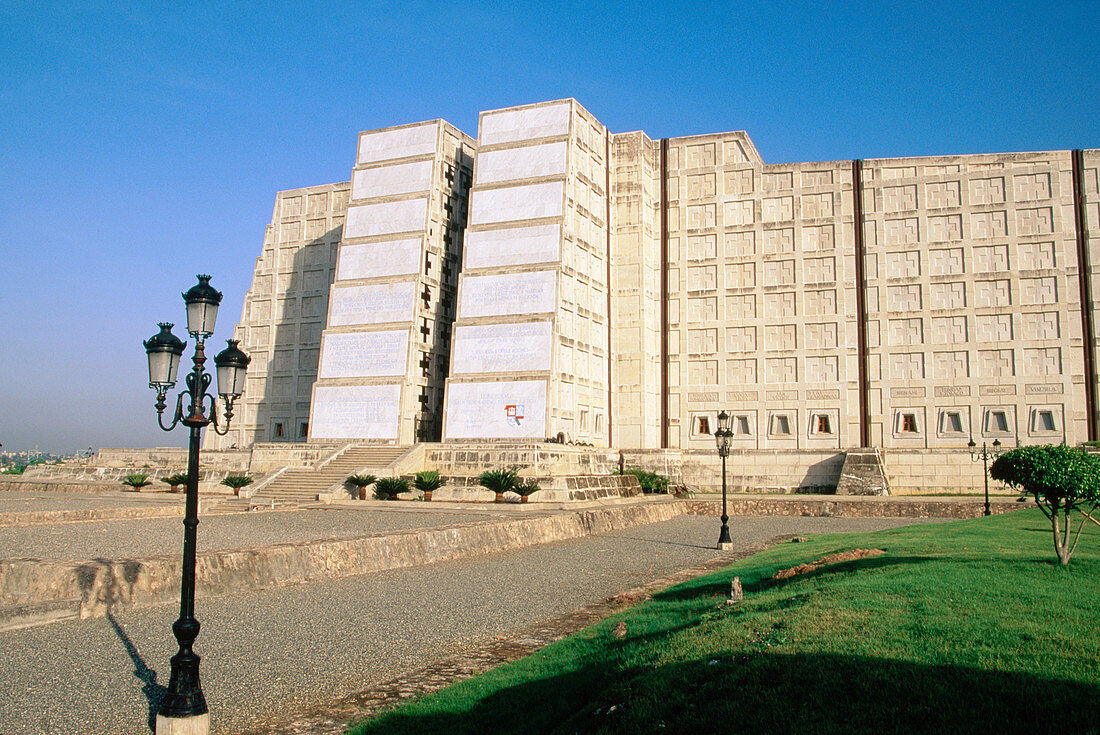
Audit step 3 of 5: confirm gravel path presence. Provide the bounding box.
[0,506,515,560]
[0,491,184,514]
[0,513,937,735]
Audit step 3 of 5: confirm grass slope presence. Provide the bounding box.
[351,510,1100,735]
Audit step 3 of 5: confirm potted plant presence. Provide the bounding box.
[413,470,446,501]
[514,480,541,504]
[160,472,188,493]
[478,467,519,503]
[221,475,254,497]
[347,473,377,500]
[122,473,152,491]
[374,476,409,500]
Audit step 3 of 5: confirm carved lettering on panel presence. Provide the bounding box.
[933,351,969,378]
[935,385,970,397]
[806,389,840,400]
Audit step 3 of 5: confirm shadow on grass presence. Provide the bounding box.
[352,651,1100,735]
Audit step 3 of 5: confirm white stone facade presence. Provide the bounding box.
[212,99,1100,464]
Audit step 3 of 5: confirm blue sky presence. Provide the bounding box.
[1,0,1098,453]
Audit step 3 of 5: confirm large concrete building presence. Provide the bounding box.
[205,99,1100,491]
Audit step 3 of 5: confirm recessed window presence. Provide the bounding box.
[694,416,712,435]
[298,422,308,439]
[901,414,918,433]
[893,410,923,436]
[816,415,832,434]
[984,409,1011,434]
[273,422,286,439]
[734,415,751,435]
[580,410,589,432]
[1029,408,1059,435]
[940,410,965,434]
[769,413,791,436]
[595,414,604,434]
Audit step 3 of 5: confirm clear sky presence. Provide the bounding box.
[1,0,1098,453]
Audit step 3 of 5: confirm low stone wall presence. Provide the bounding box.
[623,448,846,494]
[684,497,1020,519]
[91,447,252,472]
[248,442,344,473]
[0,501,683,629]
[423,443,619,477]
[881,449,1016,496]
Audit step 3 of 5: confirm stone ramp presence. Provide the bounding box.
[249,445,409,504]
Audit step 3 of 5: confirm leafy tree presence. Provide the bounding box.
[990,444,1100,565]
[413,470,446,500]
[375,476,409,500]
[347,473,377,500]
[478,467,519,502]
[122,473,152,490]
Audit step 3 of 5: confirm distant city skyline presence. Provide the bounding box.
[1,0,1098,452]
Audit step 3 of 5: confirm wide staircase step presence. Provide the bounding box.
[249,445,410,504]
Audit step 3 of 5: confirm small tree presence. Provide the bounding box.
[161,472,188,493]
[347,473,377,500]
[514,480,541,503]
[478,467,520,503]
[375,476,409,500]
[122,473,152,491]
[990,444,1100,565]
[413,470,446,501]
[221,475,254,496]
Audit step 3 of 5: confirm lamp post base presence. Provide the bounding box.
[717,541,734,551]
[156,713,210,735]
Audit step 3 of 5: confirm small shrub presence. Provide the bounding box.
[122,473,152,490]
[347,474,377,499]
[478,468,520,502]
[514,480,541,501]
[413,470,446,499]
[624,468,671,494]
[221,475,254,490]
[375,476,409,500]
[161,472,188,492]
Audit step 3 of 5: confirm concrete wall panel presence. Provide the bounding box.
[318,330,408,378]
[352,160,433,199]
[345,198,428,238]
[358,124,438,164]
[328,282,417,326]
[452,322,553,374]
[444,380,547,439]
[480,103,571,146]
[458,270,557,318]
[464,224,561,268]
[310,384,402,439]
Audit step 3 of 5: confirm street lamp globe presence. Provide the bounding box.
[144,323,186,389]
[715,410,733,457]
[214,339,250,398]
[182,275,222,339]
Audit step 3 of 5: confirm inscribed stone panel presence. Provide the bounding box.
[345,199,428,238]
[358,125,438,164]
[465,224,560,269]
[328,282,417,326]
[1021,312,1060,340]
[975,314,1013,342]
[726,359,757,384]
[1013,173,1051,201]
[886,251,921,279]
[764,292,797,317]
[762,196,793,222]
[1020,277,1058,305]
[444,380,547,438]
[726,326,756,352]
[802,225,834,251]
[969,177,1005,205]
[452,322,552,374]
[480,104,571,146]
[318,331,407,378]
[475,142,568,183]
[727,294,756,318]
[932,316,968,345]
[884,218,919,245]
[929,248,965,276]
[971,211,1007,239]
[890,353,924,379]
[723,201,754,226]
[470,182,564,225]
[1019,242,1056,270]
[352,160,434,200]
[928,215,962,241]
[1023,347,1061,375]
[978,350,1015,377]
[311,384,402,439]
[459,271,557,318]
[933,351,969,378]
[804,257,836,283]
[931,282,967,309]
[763,228,794,253]
[926,181,961,209]
[765,357,797,383]
[1017,208,1054,236]
[974,280,1010,308]
[801,193,834,219]
[888,318,924,345]
[805,356,838,382]
[725,231,756,257]
[972,245,1009,273]
[805,323,838,349]
[337,238,421,280]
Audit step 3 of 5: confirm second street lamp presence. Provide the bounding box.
[144,275,249,735]
[968,437,1002,517]
[715,410,733,550]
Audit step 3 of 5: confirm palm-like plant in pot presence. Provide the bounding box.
[478,467,519,503]
[413,470,446,501]
[347,473,377,501]
[221,475,254,497]
[161,472,188,493]
[514,480,541,504]
[374,476,409,500]
[122,473,152,491]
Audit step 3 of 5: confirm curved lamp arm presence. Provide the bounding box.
[155,390,186,432]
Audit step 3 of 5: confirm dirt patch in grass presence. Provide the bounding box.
[772,548,885,579]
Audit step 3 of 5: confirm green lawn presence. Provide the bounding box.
[352,510,1100,735]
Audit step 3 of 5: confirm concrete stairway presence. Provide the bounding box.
[249,446,410,505]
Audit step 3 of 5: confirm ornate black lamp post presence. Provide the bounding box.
[715,410,733,550]
[967,437,1002,517]
[144,275,249,735]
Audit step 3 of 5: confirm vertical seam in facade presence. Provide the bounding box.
[852,159,871,448]
[660,138,670,449]
[605,131,614,446]
[1072,149,1097,441]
